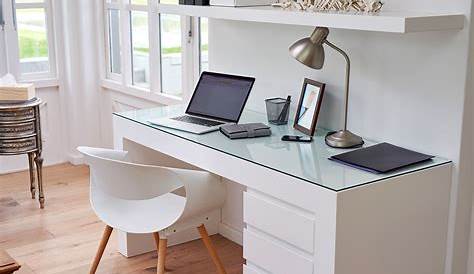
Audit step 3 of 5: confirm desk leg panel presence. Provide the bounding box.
[334,164,452,274]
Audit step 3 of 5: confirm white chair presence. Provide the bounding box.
[77,146,227,274]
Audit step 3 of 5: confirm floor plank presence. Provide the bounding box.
[0,164,244,274]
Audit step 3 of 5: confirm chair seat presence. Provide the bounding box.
[91,185,186,234]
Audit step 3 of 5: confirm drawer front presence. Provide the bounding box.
[0,107,35,122]
[244,192,315,253]
[0,121,36,138]
[0,136,37,154]
[244,229,313,274]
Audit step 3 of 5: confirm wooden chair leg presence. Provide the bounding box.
[197,224,227,274]
[157,237,168,274]
[153,232,171,272]
[89,225,113,274]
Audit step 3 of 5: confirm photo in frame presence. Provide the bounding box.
[294,78,325,136]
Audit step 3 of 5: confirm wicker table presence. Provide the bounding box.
[0,98,44,208]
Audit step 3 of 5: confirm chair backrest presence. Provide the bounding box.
[77,146,184,200]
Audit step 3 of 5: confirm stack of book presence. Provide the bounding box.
[0,83,35,102]
[0,74,35,103]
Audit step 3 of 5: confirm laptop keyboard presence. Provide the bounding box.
[172,115,225,127]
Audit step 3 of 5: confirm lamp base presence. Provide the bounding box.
[325,130,364,149]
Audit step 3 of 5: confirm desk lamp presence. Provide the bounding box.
[289,27,363,148]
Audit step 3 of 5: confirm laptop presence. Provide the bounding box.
[149,71,255,134]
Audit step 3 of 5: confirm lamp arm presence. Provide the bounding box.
[324,40,350,131]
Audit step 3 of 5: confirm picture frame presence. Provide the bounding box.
[293,78,325,136]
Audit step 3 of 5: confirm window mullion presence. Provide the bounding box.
[192,16,200,79]
[104,4,112,79]
[0,0,7,75]
[180,15,194,102]
[148,1,160,93]
[42,0,56,79]
[0,29,6,76]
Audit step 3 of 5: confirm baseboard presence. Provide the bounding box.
[68,152,85,165]
[0,159,66,175]
[118,210,221,258]
[119,221,244,258]
[219,222,243,246]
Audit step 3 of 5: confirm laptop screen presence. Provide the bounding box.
[186,72,255,123]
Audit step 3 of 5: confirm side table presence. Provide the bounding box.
[0,98,45,208]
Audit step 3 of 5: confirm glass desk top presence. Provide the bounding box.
[114,105,451,192]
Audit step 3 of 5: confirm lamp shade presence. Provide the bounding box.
[289,27,330,70]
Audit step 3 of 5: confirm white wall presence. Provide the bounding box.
[209,0,473,273]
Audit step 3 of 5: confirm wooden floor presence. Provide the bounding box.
[0,163,244,274]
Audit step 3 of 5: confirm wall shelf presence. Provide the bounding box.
[157,4,465,33]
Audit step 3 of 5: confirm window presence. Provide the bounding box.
[0,0,56,80]
[103,0,204,99]
[108,9,121,75]
[105,1,122,80]
[131,11,149,88]
[160,14,182,95]
[17,8,50,74]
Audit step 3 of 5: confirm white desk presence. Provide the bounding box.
[113,105,452,274]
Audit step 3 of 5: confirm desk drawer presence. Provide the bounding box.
[244,191,315,253]
[0,136,37,154]
[0,121,36,138]
[0,107,35,122]
[244,229,313,274]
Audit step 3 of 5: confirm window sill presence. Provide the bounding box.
[18,78,59,89]
[101,79,184,105]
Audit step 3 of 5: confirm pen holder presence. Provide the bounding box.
[265,97,291,125]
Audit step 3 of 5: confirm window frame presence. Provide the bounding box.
[104,2,122,82]
[102,0,202,103]
[2,0,57,81]
[0,23,7,76]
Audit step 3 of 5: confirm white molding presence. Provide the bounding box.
[219,222,243,246]
[27,78,59,89]
[118,210,222,257]
[0,159,66,175]
[68,152,85,166]
[14,2,44,9]
[102,79,183,105]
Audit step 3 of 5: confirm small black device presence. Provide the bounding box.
[281,135,313,142]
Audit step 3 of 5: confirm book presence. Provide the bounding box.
[329,142,434,174]
[0,84,36,101]
[220,123,271,139]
